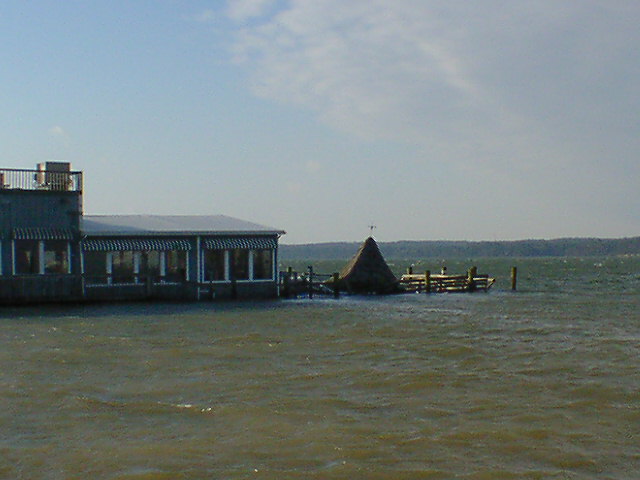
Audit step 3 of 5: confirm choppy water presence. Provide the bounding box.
[1,257,639,479]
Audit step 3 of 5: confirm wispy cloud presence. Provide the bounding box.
[49,125,66,137]
[227,0,278,22]
[192,9,216,23]
[230,1,485,145]
[225,0,639,170]
[305,160,321,173]
[48,125,71,149]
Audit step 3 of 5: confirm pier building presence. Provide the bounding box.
[0,163,284,304]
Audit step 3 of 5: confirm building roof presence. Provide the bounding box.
[81,215,285,237]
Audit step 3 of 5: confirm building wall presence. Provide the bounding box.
[0,275,83,304]
[0,189,82,272]
[0,190,82,232]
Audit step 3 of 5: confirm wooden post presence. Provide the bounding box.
[425,270,431,294]
[467,266,477,292]
[332,272,340,298]
[511,266,517,291]
[307,265,314,299]
[282,267,292,298]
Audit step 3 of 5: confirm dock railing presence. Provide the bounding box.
[399,269,495,293]
[0,168,83,192]
[279,267,339,298]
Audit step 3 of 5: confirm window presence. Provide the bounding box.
[231,249,249,280]
[83,250,188,285]
[84,251,109,284]
[15,240,41,274]
[44,240,69,274]
[112,251,135,283]
[138,251,160,282]
[204,250,226,281]
[253,249,273,280]
[165,251,187,282]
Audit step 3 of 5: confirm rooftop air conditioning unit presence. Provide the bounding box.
[36,161,72,191]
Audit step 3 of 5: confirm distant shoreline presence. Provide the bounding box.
[280,236,640,260]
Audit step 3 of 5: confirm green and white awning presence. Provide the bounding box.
[13,227,75,240]
[203,236,277,250]
[83,238,192,252]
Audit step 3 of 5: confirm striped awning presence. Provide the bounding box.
[83,238,192,252]
[203,236,277,250]
[13,227,75,240]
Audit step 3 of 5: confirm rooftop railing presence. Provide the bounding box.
[0,168,83,192]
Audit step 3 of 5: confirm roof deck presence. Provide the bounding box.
[0,167,83,192]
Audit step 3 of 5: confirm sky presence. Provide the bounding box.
[1,1,638,244]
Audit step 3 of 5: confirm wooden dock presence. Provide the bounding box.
[279,265,498,298]
[399,268,495,293]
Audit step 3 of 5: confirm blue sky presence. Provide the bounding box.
[1,1,638,244]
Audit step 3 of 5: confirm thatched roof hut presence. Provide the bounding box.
[330,237,399,294]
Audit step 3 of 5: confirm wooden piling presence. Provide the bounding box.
[467,266,477,292]
[307,265,314,299]
[511,266,517,291]
[281,267,292,298]
[425,270,431,294]
[332,272,340,298]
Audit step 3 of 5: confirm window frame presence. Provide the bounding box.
[201,248,275,283]
[85,250,189,286]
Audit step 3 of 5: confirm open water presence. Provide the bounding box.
[1,257,639,479]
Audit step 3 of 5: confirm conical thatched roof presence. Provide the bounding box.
[331,237,399,294]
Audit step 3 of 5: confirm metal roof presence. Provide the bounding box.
[81,215,285,237]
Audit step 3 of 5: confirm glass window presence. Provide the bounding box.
[253,249,273,280]
[15,240,40,274]
[84,251,108,284]
[44,240,69,274]
[204,250,226,281]
[231,249,249,280]
[139,251,160,282]
[165,251,187,282]
[112,251,135,283]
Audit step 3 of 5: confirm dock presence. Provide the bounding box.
[399,268,495,293]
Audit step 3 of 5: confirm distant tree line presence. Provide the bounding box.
[280,237,640,260]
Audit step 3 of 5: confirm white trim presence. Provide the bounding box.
[248,250,255,280]
[38,241,45,275]
[133,252,141,283]
[106,252,113,285]
[159,252,166,277]
[185,250,190,283]
[67,242,72,274]
[223,250,230,281]
[196,235,201,301]
[271,249,276,280]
